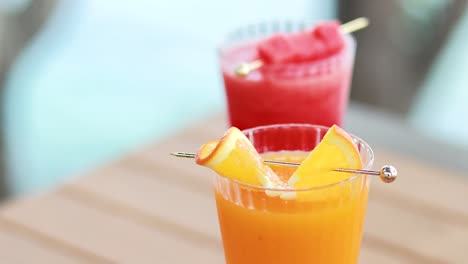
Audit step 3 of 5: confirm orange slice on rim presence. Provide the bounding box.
[195,127,286,189]
[286,125,362,199]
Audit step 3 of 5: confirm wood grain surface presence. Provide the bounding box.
[0,114,466,263]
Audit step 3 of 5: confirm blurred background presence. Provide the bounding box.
[0,0,467,199]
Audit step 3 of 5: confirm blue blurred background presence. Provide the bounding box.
[0,0,467,198]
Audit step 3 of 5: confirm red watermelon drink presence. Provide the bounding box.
[219,21,356,130]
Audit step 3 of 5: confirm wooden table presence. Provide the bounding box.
[0,114,466,263]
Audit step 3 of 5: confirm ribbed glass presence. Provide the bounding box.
[213,124,373,264]
[218,21,356,130]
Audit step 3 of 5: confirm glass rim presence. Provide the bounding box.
[214,123,374,192]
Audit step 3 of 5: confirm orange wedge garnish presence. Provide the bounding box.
[287,125,362,199]
[196,127,286,189]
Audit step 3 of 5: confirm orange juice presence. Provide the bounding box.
[214,151,370,264]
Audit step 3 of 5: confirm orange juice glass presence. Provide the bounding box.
[213,124,374,264]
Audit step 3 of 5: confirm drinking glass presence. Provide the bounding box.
[219,22,356,130]
[213,124,373,264]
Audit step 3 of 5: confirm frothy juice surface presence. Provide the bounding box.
[214,151,369,264]
[219,35,355,130]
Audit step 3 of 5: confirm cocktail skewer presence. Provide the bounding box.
[235,17,369,77]
[170,151,397,183]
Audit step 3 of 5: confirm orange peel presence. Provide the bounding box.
[195,127,286,189]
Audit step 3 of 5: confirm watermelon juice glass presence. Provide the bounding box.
[219,22,356,130]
